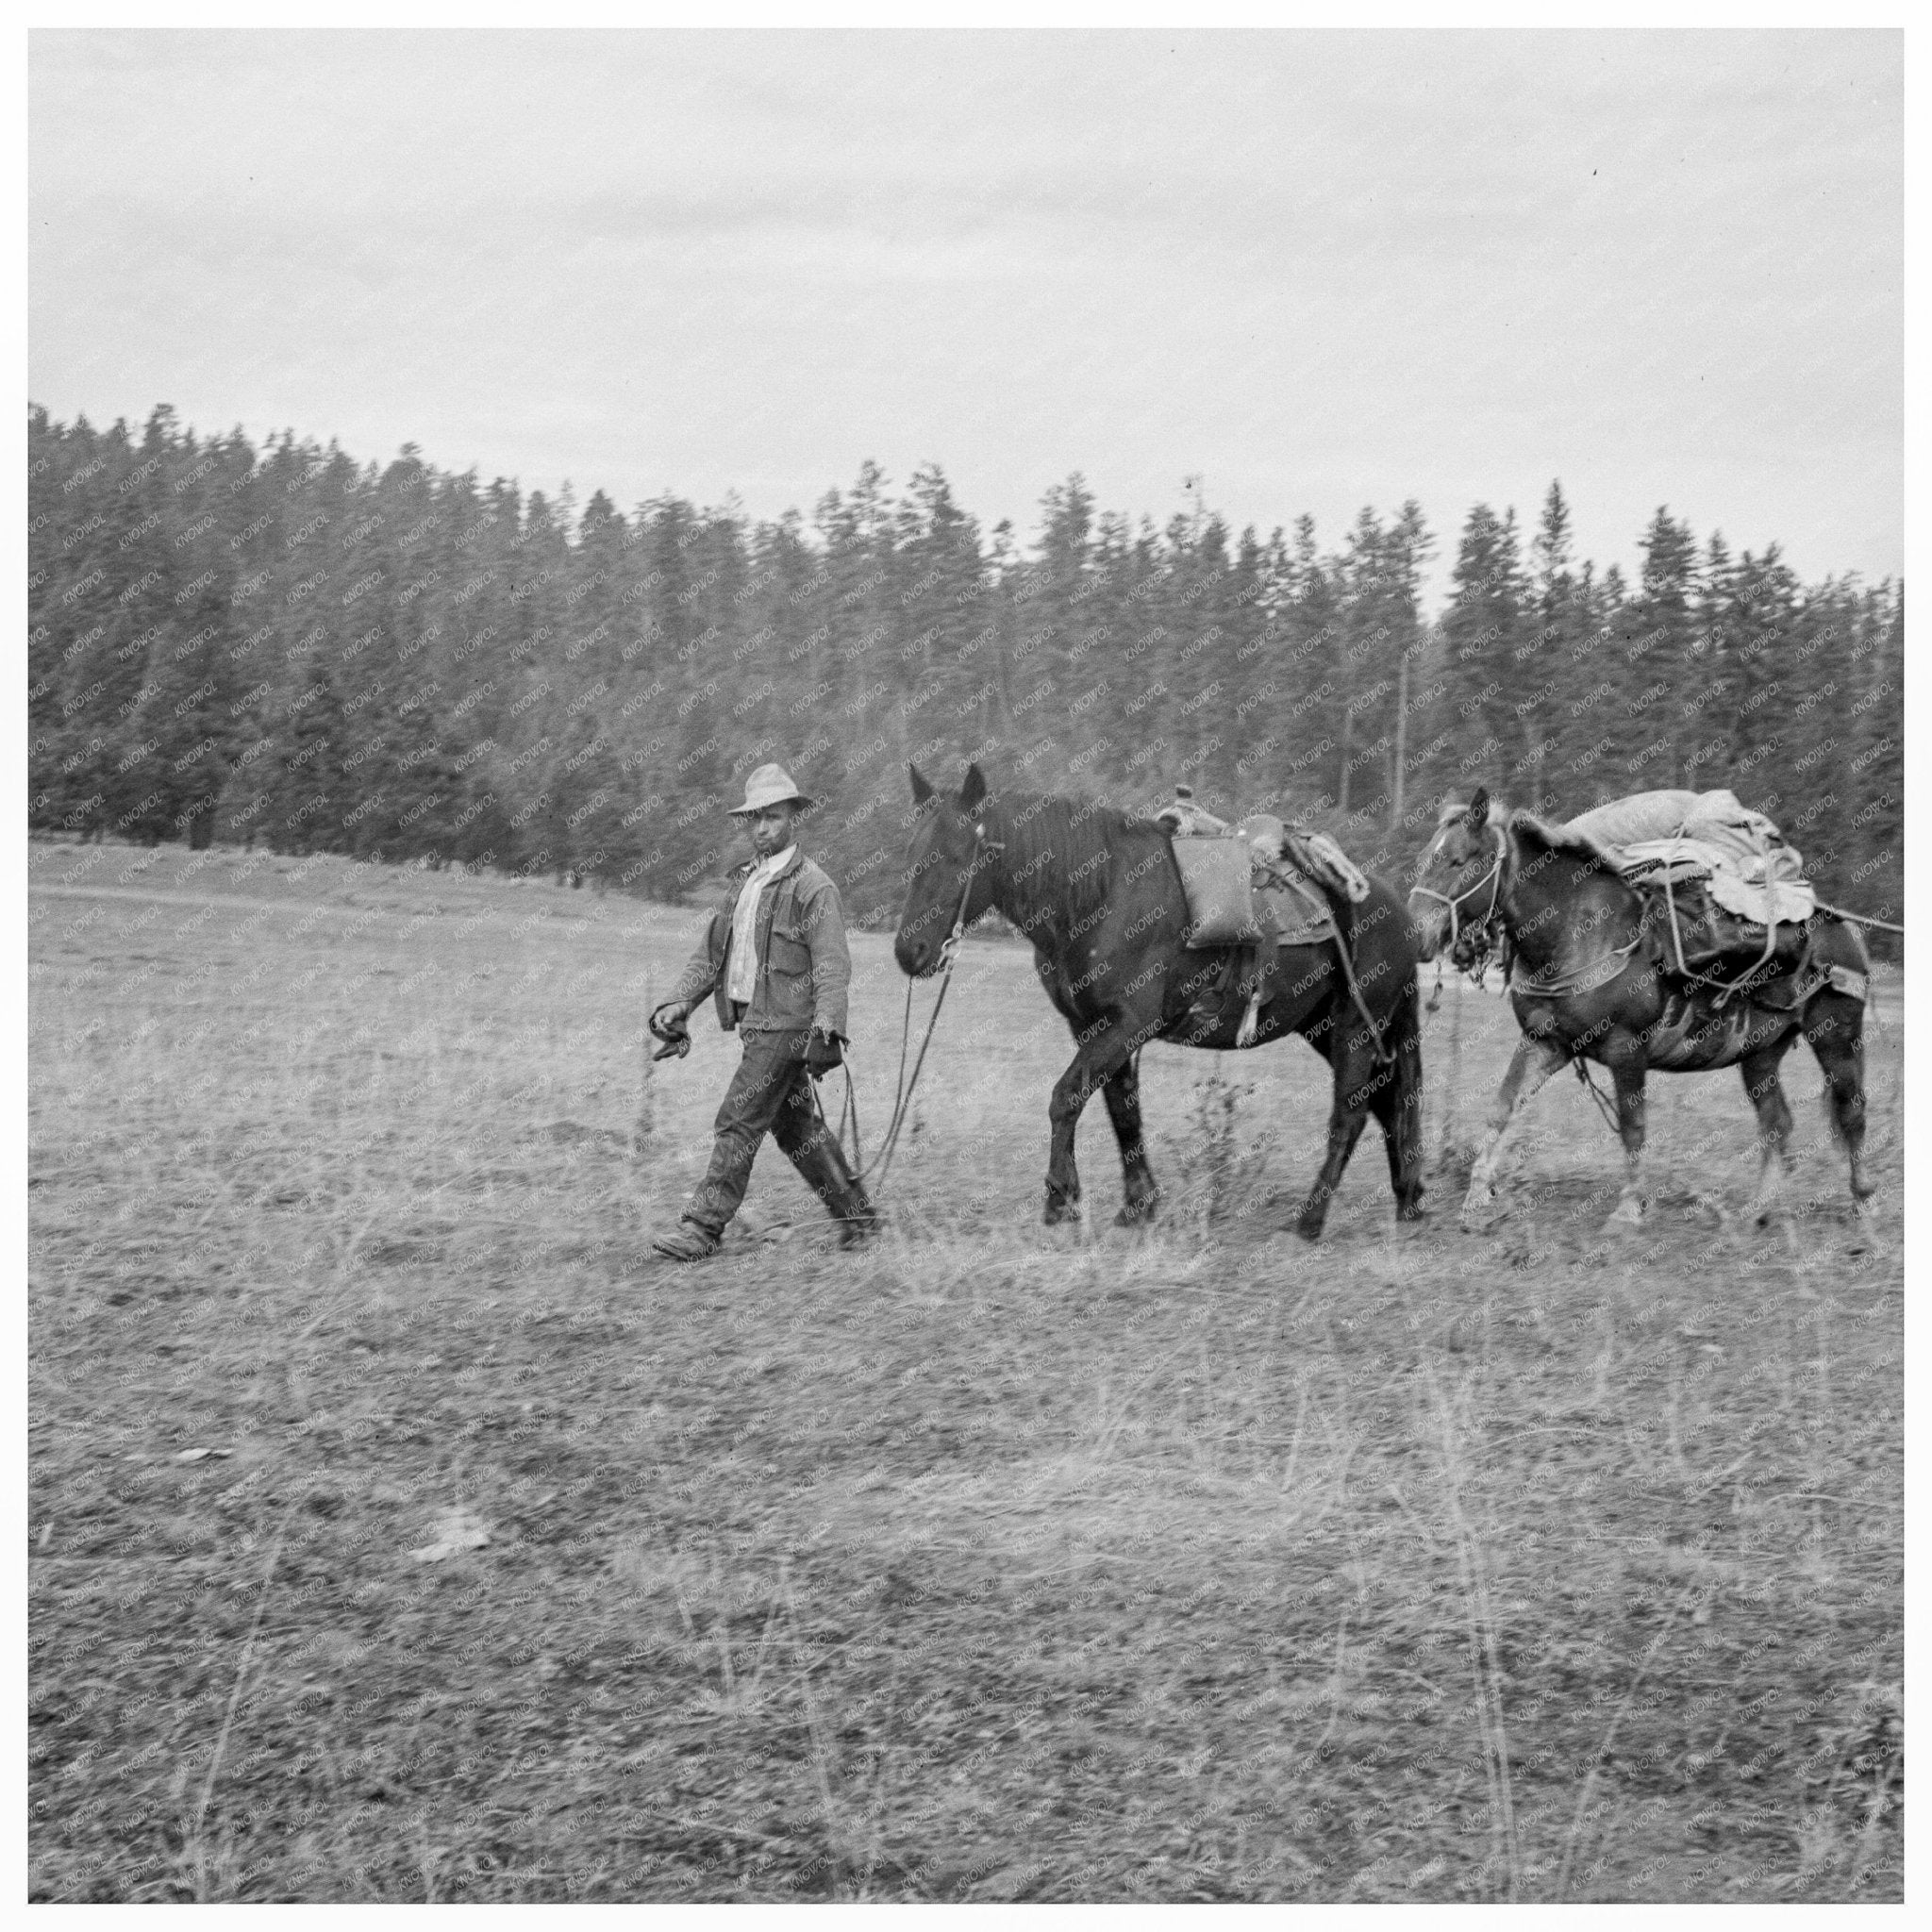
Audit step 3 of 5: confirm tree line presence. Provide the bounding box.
[27,403,1903,945]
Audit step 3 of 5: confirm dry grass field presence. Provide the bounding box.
[27,836,1903,1902]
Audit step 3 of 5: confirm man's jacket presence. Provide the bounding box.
[668,847,852,1037]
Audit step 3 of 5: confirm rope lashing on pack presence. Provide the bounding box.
[1647,872,1779,1005]
[1508,931,1646,1001]
[1641,879,1897,1008]
[1810,900,1906,936]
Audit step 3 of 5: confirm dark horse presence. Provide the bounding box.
[1409,790,1874,1231]
[892,764,1426,1239]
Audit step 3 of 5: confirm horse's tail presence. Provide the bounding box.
[1318,871,1415,1064]
[1386,950,1427,1185]
[1334,879,1427,1204]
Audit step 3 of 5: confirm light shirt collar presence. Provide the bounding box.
[724,845,796,1005]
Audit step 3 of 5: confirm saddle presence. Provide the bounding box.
[1155,787,1370,1047]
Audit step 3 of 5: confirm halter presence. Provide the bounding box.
[1413,823,1505,958]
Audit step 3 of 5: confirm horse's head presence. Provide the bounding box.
[1408,788,1506,962]
[894,761,996,978]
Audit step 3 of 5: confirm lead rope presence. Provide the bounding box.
[1254,856,1395,1064]
[1329,902,1396,1066]
[818,832,992,1194]
[1573,1059,1623,1133]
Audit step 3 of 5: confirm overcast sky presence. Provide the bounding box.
[29,29,1902,607]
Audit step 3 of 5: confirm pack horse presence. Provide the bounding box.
[1409,789,1875,1231]
[892,764,1427,1239]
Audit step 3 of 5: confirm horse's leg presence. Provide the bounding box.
[1374,988,1428,1222]
[1602,1042,1651,1227]
[1460,1034,1568,1230]
[1296,1084,1370,1241]
[1044,1027,1128,1226]
[1100,1053,1160,1225]
[1739,1036,1798,1225]
[1803,989,1874,1211]
[1295,1015,1382,1241]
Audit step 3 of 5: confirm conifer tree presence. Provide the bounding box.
[1439,503,1527,802]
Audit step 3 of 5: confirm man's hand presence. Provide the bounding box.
[649,1000,693,1061]
[804,1025,844,1072]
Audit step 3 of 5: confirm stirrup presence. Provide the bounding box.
[1236,987,1263,1049]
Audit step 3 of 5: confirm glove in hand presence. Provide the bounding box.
[648,1002,692,1062]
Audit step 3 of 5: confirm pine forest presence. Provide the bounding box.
[27,404,1904,948]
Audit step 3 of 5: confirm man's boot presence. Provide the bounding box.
[789,1131,879,1246]
[652,1219,723,1262]
[834,1183,881,1247]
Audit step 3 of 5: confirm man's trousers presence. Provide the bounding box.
[683,1029,870,1236]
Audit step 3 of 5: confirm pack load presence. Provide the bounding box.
[1562,788,1817,980]
[1154,786,1373,1047]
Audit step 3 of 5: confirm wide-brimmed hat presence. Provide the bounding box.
[728,763,815,816]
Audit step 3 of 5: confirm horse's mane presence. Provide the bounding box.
[987,791,1168,937]
[1508,808,1622,867]
[1436,796,1619,868]
[1435,795,1509,834]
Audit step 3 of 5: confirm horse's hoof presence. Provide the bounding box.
[1459,1190,1503,1233]
[1114,1200,1158,1228]
[1294,1215,1325,1243]
[1687,1191,1731,1229]
[1398,1198,1431,1224]
[1604,1197,1646,1230]
[1043,1197,1077,1227]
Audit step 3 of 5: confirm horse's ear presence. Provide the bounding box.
[1464,787,1490,831]
[908,763,934,805]
[960,763,988,811]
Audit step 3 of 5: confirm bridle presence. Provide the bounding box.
[1413,822,1505,959]
[937,817,1004,966]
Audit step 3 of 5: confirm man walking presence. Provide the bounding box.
[650,763,877,1261]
